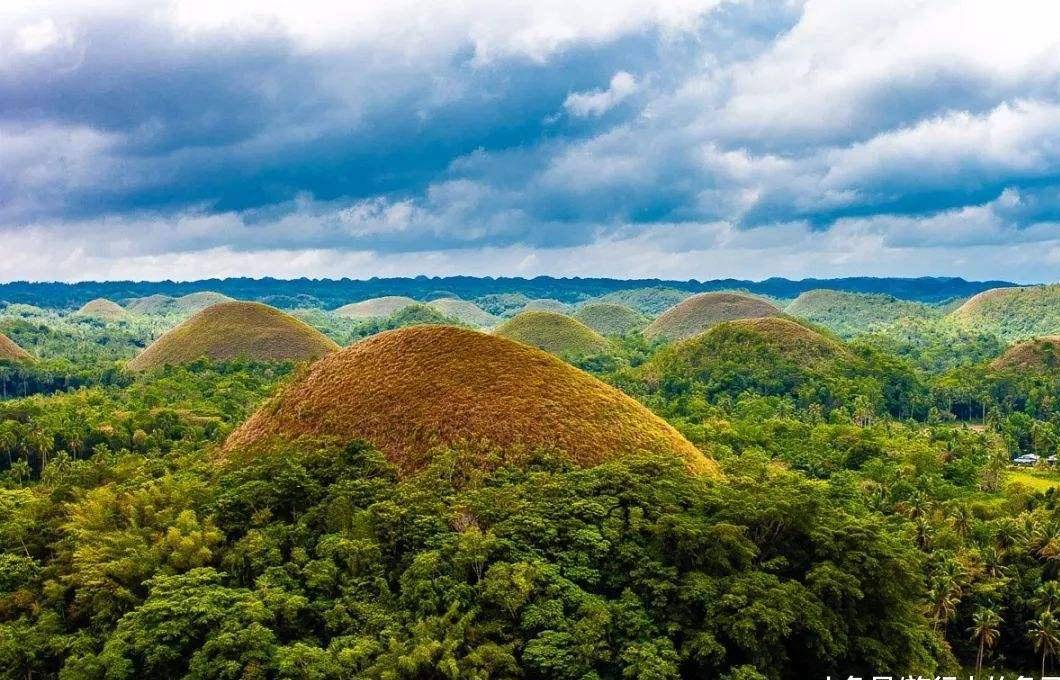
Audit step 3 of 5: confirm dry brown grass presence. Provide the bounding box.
[494,311,609,357]
[126,301,339,371]
[0,333,33,363]
[644,292,782,341]
[992,336,1060,371]
[334,296,418,319]
[224,325,717,477]
[74,298,128,321]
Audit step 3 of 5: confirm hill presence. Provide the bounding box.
[948,285,1060,342]
[426,298,499,327]
[494,311,609,357]
[224,326,715,476]
[127,302,339,371]
[574,302,649,336]
[641,317,857,401]
[991,336,1060,372]
[786,289,941,338]
[126,291,234,315]
[0,332,33,363]
[593,287,691,315]
[644,292,782,341]
[73,298,129,322]
[518,298,570,314]
[334,296,417,320]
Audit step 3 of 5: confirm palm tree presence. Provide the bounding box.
[1027,610,1060,678]
[1036,581,1060,613]
[968,606,1002,675]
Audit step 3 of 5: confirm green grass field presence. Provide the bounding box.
[1007,467,1060,492]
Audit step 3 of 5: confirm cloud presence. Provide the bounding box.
[1,0,1060,282]
[564,71,638,117]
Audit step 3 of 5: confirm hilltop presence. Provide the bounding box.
[574,302,649,336]
[991,336,1060,372]
[518,298,570,314]
[225,326,715,476]
[592,287,691,315]
[948,285,1060,342]
[73,298,129,322]
[127,302,339,371]
[334,296,417,319]
[126,291,234,315]
[426,298,499,327]
[642,317,856,400]
[644,292,782,341]
[0,332,33,363]
[786,289,941,338]
[494,311,609,357]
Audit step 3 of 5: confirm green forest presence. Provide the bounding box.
[3,283,1060,679]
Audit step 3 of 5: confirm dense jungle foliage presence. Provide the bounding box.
[2,288,1060,679]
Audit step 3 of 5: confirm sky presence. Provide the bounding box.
[1,0,1060,283]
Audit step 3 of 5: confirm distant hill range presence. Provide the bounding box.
[0,275,1018,310]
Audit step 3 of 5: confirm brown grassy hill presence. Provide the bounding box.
[73,298,129,322]
[427,298,500,327]
[0,333,33,363]
[574,302,648,336]
[126,294,174,314]
[494,311,609,357]
[644,292,782,341]
[334,296,418,320]
[224,326,716,476]
[127,302,339,371]
[947,285,1060,342]
[991,336,1060,372]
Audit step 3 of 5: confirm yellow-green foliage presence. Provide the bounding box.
[333,296,417,319]
[494,311,609,357]
[73,298,129,322]
[126,292,234,315]
[0,331,33,363]
[127,302,339,371]
[947,285,1060,342]
[225,325,716,476]
[426,298,500,327]
[786,289,940,338]
[594,287,691,315]
[644,292,781,341]
[991,336,1060,372]
[574,302,649,336]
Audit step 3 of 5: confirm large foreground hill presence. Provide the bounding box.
[225,326,716,476]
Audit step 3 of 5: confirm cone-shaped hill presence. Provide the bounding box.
[574,302,648,336]
[786,289,940,338]
[0,332,33,363]
[334,296,417,320]
[641,317,854,395]
[494,311,609,357]
[126,302,339,371]
[992,336,1060,372]
[73,298,129,322]
[519,298,570,314]
[126,292,235,315]
[948,285,1060,342]
[224,326,715,476]
[644,292,782,341]
[427,298,500,328]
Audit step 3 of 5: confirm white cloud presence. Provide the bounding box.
[563,71,638,117]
